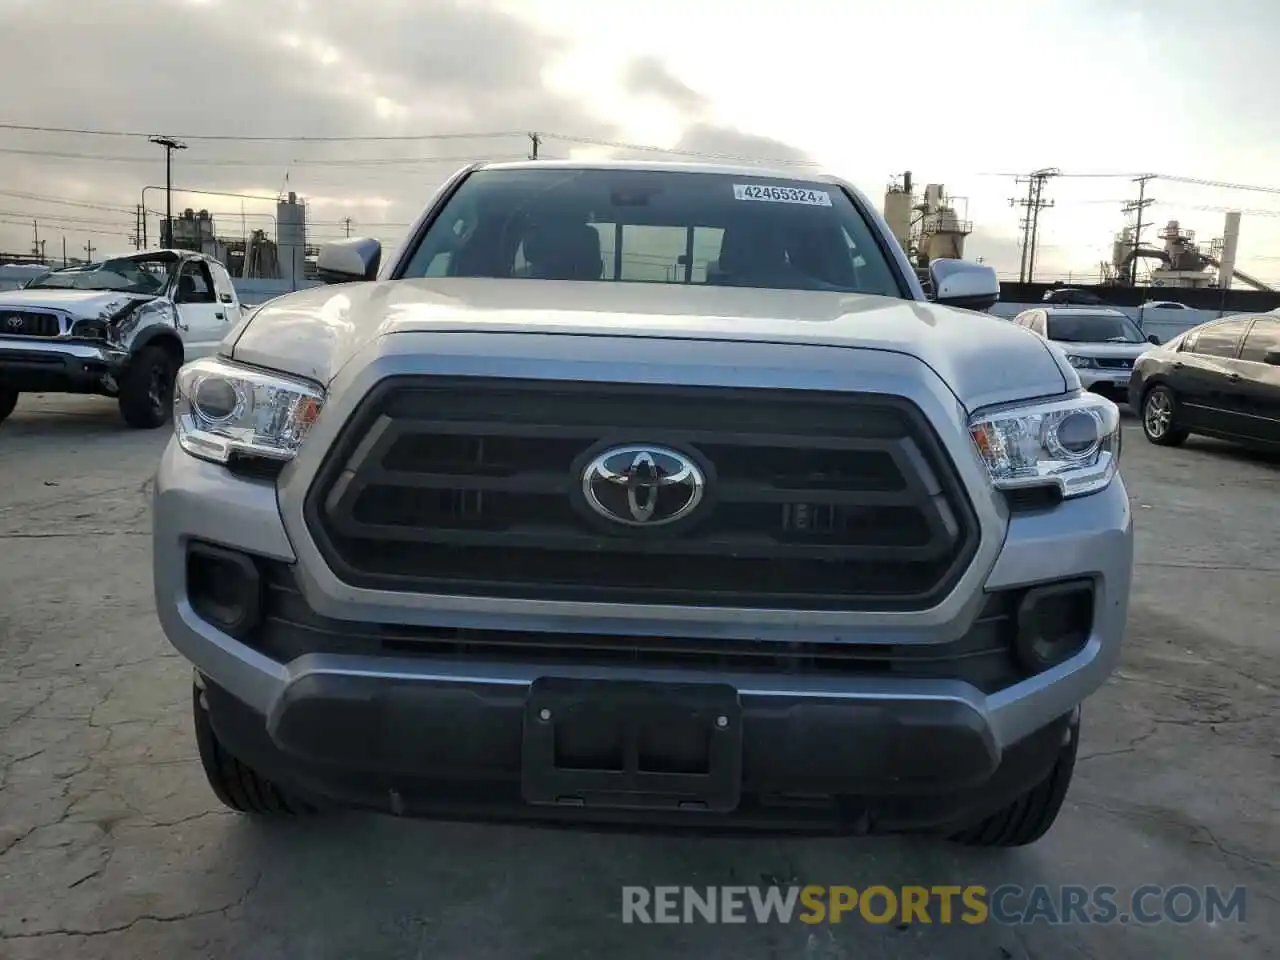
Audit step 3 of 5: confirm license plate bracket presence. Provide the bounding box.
[521,678,742,812]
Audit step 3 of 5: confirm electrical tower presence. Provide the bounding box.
[342,217,353,238]
[1121,174,1156,286]
[528,132,541,160]
[1009,168,1059,283]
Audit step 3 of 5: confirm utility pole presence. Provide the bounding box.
[62,236,67,267]
[149,135,188,248]
[1122,174,1156,286]
[1009,168,1059,284]
[134,204,145,250]
[528,132,540,160]
[1009,178,1036,283]
[84,240,95,261]
[31,219,39,259]
[342,217,353,238]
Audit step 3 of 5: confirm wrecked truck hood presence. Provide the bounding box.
[230,278,1071,412]
[0,288,158,320]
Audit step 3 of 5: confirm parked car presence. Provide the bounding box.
[1140,300,1191,311]
[0,249,244,428]
[1042,287,1108,306]
[1130,312,1280,448]
[1011,306,1159,404]
[154,159,1132,847]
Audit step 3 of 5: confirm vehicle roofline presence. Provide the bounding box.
[475,157,830,183]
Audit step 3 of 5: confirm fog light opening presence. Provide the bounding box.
[186,543,263,638]
[1015,581,1094,674]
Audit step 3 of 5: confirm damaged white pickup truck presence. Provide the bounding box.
[0,249,243,428]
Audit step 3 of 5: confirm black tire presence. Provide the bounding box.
[949,716,1079,848]
[1140,384,1190,447]
[0,386,16,423]
[192,683,315,816]
[118,345,178,429]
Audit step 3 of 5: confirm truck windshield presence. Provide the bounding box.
[1047,313,1146,343]
[25,255,175,294]
[399,167,904,297]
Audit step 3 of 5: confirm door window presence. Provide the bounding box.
[208,261,236,304]
[177,262,217,304]
[1186,318,1250,359]
[1238,318,1280,363]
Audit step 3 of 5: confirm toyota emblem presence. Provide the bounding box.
[581,445,705,527]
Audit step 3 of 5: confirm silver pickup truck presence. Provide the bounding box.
[153,160,1133,846]
[0,249,243,427]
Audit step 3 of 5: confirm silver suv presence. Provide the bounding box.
[153,160,1132,846]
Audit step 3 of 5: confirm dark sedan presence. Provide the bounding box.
[1129,312,1280,448]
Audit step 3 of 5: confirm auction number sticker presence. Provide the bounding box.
[733,184,832,206]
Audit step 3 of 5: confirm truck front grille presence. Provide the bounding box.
[0,310,61,338]
[249,563,1023,693]
[304,377,981,611]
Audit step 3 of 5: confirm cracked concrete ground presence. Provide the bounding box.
[0,393,1276,959]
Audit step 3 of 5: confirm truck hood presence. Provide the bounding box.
[230,278,1069,411]
[0,287,156,320]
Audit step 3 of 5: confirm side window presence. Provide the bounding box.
[1239,319,1280,362]
[177,262,216,303]
[1030,314,1046,335]
[208,262,235,303]
[1188,319,1250,359]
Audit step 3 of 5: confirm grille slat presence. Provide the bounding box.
[0,310,61,338]
[304,378,980,610]
[249,564,1023,693]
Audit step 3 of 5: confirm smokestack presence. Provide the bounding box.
[1218,211,1241,290]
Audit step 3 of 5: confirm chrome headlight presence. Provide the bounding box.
[1064,354,1098,369]
[969,394,1121,498]
[175,357,323,466]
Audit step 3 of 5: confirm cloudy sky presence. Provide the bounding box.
[2,0,1279,284]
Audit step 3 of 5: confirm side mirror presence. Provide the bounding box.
[928,258,1000,312]
[317,237,382,284]
[1264,348,1280,366]
[219,292,233,304]
[1147,334,1160,344]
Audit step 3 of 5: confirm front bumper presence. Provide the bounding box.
[1077,369,1134,404]
[156,440,1131,830]
[0,337,127,393]
[155,334,1132,830]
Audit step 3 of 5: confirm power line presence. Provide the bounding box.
[1157,174,1280,196]
[0,145,524,167]
[0,217,130,240]
[0,209,131,228]
[0,189,136,214]
[0,122,528,143]
[982,171,1154,179]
